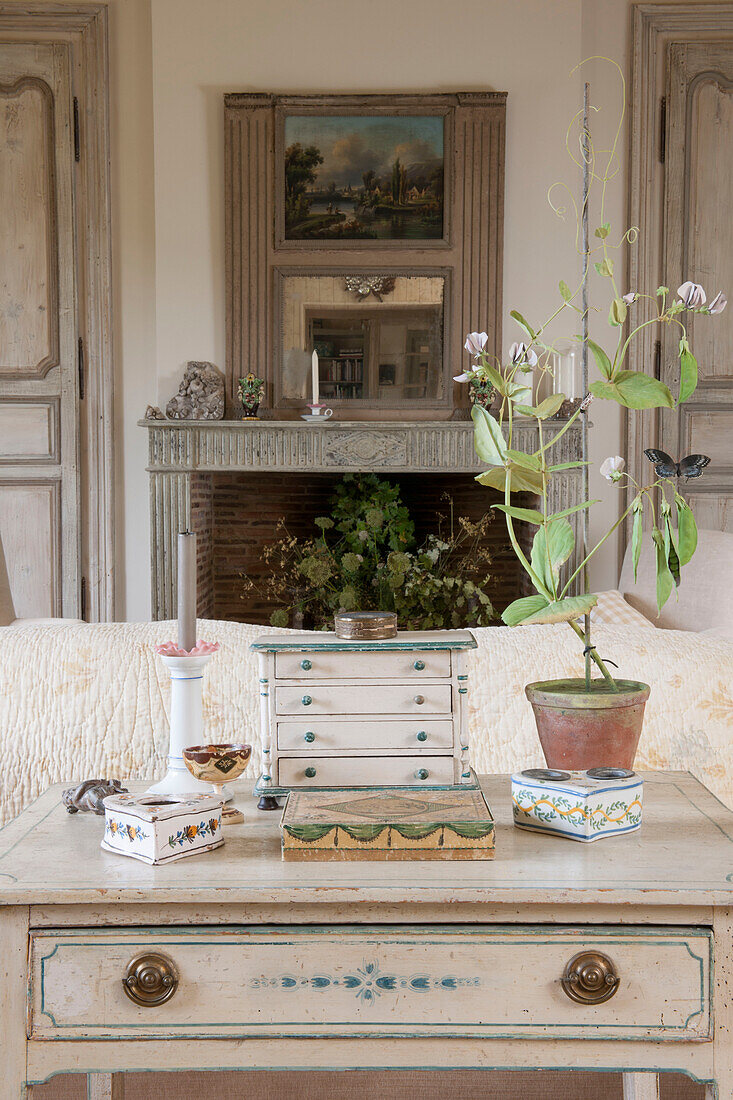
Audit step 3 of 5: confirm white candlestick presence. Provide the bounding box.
[177,530,197,652]
[311,349,319,406]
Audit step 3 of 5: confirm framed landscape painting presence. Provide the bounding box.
[281,113,446,243]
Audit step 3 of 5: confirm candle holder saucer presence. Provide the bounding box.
[183,743,252,825]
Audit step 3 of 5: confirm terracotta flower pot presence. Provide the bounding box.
[525,678,651,771]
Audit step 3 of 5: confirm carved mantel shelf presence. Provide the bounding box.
[141,418,584,618]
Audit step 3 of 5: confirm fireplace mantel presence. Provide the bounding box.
[141,418,584,618]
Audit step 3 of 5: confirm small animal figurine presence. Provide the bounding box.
[62,779,128,816]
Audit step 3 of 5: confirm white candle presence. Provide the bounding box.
[177,530,197,652]
[311,349,319,406]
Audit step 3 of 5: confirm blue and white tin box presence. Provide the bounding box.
[511,768,643,842]
[102,792,224,865]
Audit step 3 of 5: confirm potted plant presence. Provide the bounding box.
[456,67,726,769]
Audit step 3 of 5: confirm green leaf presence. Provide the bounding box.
[475,466,544,494]
[631,501,643,583]
[676,497,698,565]
[652,526,675,612]
[609,298,628,327]
[471,404,506,465]
[522,393,566,420]
[590,371,675,409]
[512,404,535,416]
[594,257,614,278]
[679,348,698,405]
[506,380,533,405]
[547,460,592,472]
[531,518,575,590]
[493,504,545,525]
[501,594,549,627]
[587,338,613,379]
[482,363,507,395]
[547,499,598,522]
[510,310,535,340]
[520,593,598,626]
[506,448,542,471]
[663,508,681,586]
[594,223,610,239]
[559,280,572,301]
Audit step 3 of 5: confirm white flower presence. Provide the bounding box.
[453,372,472,383]
[622,292,637,304]
[509,341,538,369]
[677,281,707,308]
[600,455,626,483]
[708,291,728,315]
[464,331,489,357]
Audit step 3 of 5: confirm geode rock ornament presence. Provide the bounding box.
[62,779,129,815]
[166,361,225,420]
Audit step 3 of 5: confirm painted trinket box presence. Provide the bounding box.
[511,768,643,842]
[280,787,495,861]
[101,793,224,865]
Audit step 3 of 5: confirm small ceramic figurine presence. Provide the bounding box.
[62,779,128,816]
[237,373,265,419]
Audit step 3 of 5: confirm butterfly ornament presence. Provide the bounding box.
[644,449,710,479]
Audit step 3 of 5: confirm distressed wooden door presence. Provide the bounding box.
[660,41,733,528]
[0,41,80,617]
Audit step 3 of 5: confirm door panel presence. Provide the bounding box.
[0,42,79,617]
[661,43,733,523]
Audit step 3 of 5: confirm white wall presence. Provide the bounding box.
[114,0,645,618]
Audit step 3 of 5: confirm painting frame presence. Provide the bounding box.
[274,102,452,249]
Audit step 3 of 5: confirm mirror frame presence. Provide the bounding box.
[224,92,506,420]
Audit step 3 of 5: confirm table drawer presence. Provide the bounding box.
[275,684,453,716]
[275,650,451,680]
[277,754,455,787]
[277,719,455,752]
[29,926,712,1041]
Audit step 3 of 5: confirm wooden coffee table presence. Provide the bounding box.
[1,772,731,1099]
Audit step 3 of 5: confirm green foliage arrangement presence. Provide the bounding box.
[456,60,726,684]
[243,474,495,631]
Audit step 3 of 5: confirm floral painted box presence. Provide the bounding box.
[281,787,495,861]
[102,792,224,865]
[511,768,643,843]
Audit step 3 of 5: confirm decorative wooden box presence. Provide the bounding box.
[511,768,643,842]
[101,793,224,865]
[251,630,477,805]
[280,787,495,861]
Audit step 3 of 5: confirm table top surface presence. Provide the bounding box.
[2,772,733,907]
[250,630,477,651]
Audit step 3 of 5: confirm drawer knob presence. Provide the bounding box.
[304,731,316,743]
[413,694,425,705]
[305,766,317,778]
[413,659,426,671]
[415,768,429,781]
[300,659,312,671]
[416,730,428,742]
[561,951,619,1005]
[301,695,313,706]
[123,952,179,1007]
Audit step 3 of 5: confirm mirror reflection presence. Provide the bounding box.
[281,274,445,407]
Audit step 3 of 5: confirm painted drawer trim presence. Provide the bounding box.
[29,925,712,1042]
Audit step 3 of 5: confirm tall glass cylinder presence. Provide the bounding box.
[551,341,583,416]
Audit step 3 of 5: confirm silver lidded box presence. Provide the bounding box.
[102,792,224,865]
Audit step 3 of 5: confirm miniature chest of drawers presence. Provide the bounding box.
[251,630,477,805]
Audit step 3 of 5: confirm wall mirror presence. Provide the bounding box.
[225,92,506,420]
[277,272,447,411]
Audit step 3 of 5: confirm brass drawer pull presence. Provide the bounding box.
[414,695,425,705]
[300,659,312,671]
[304,731,315,743]
[561,951,619,1005]
[123,952,179,1007]
[305,766,317,778]
[413,660,426,671]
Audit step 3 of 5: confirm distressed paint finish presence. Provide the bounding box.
[87,1074,125,1100]
[253,631,477,799]
[0,773,731,1094]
